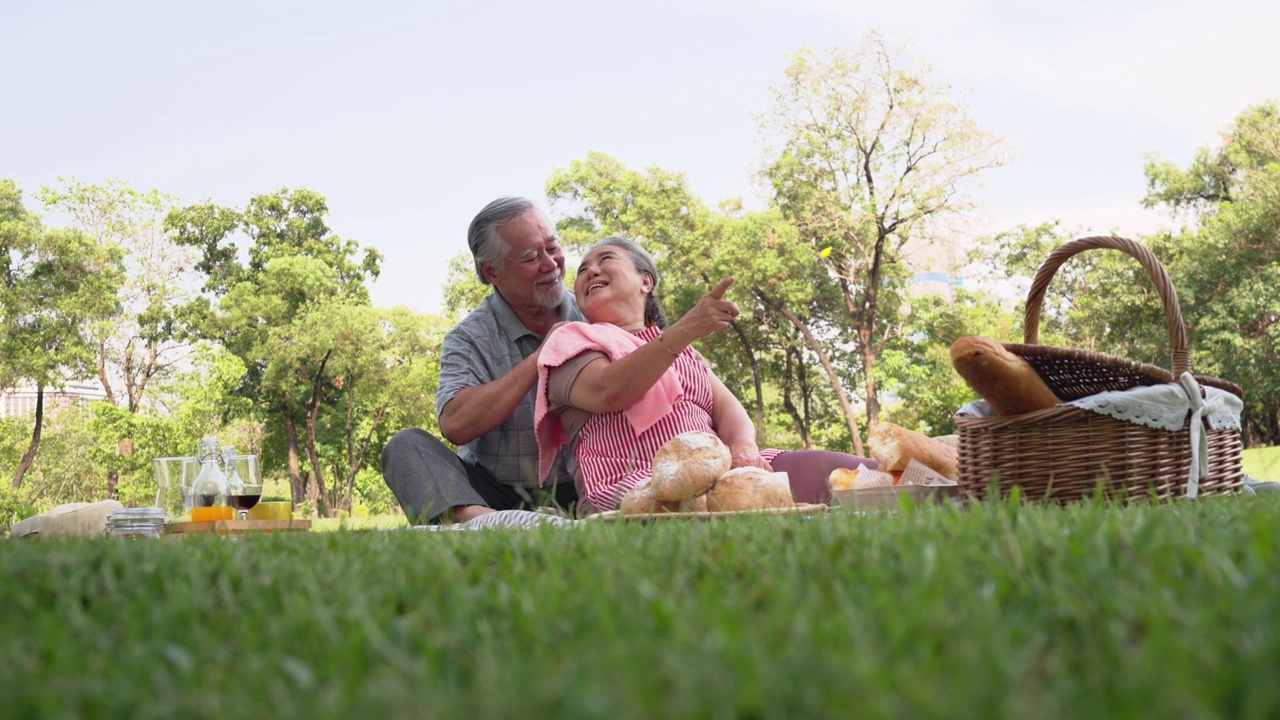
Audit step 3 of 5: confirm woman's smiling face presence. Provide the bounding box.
[574,244,652,328]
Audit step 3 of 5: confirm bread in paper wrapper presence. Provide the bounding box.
[829,464,895,491]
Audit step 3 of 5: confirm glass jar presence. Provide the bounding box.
[108,508,167,539]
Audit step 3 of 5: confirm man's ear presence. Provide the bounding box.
[480,263,500,285]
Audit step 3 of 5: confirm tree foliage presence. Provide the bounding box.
[0,180,123,489]
[761,31,1006,428]
[1143,101,1280,444]
[168,188,387,513]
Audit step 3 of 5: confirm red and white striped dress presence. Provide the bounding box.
[574,326,781,511]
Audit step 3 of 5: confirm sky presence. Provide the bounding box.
[3,0,1277,314]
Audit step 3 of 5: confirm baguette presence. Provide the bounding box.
[867,422,959,482]
[950,336,1061,415]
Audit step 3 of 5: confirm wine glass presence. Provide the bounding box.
[227,455,263,520]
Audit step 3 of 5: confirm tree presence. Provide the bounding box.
[0,180,123,489]
[1142,101,1280,445]
[39,178,206,498]
[878,289,1016,435]
[442,252,491,320]
[168,188,384,513]
[761,31,1006,429]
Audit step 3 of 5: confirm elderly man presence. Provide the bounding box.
[382,197,584,523]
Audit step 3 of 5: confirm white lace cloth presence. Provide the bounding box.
[957,372,1243,499]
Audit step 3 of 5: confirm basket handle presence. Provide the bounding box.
[1023,236,1189,376]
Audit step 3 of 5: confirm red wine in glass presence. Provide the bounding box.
[229,491,262,518]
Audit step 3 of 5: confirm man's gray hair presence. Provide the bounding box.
[467,197,537,285]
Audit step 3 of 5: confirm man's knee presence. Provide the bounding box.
[383,427,446,470]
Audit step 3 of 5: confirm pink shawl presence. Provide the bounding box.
[534,322,684,483]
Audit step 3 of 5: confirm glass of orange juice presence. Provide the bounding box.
[191,506,233,523]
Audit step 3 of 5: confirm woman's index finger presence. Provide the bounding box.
[708,277,734,300]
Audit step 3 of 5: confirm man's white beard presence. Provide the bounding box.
[532,271,564,309]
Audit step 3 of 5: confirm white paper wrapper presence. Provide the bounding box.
[899,459,957,487]
[852,465,895,490]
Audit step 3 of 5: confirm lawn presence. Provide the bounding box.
[1243,446,1280,482]
[3,496,1280,719]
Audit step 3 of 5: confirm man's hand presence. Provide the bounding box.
[531,321,570,364]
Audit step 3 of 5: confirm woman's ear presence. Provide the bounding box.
[642,273,654,294]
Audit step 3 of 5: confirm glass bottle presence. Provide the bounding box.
[190,437,229,508]
[223,445,246,496]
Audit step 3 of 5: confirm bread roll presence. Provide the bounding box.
[705,467,795,511]
[620,479,710,515]
[650,431,732,501]
[950,336,1061,415]
[680,494,709,513]
[754,472,796,509]
[620,479,662,515]
[868,422,959,482]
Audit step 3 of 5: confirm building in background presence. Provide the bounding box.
[902,234,966,299]
[0,381,109,419]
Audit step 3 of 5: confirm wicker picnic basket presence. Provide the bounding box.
[956,236,1244,502]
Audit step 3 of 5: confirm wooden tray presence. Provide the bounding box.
[166,519,312,536]
[588,503,828,522]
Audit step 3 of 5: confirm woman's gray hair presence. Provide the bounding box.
[467,197,536,285]
[588,236,669,329]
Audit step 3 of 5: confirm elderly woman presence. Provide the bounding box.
[535,236,876,513]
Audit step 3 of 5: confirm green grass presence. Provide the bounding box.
[4,497,1280,719]
[310,515,408,532]
[1243,446,1280,481]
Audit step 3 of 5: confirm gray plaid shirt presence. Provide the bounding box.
[435,289,584,488]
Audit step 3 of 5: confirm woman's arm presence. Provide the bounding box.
[565,342,680,414]
[567,279,739,414]
[708,372,771,470]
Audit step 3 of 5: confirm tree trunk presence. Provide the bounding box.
[781,347,812,449]
[284,410,306,506]
[855,230,890,428]
[728,320,766,446]
[1267,398,1280,448]
[762,294,864,455]
[106,436,133,500]
[12,385,44,490]
[304,408,330,517]
[304,349,333,516]
[862,342,881,427]
[798,344,814,440]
